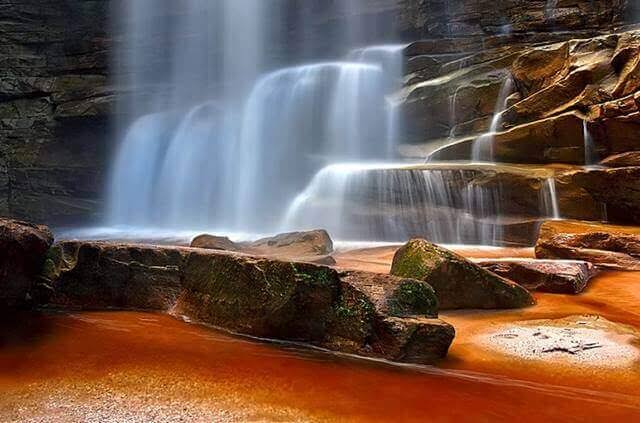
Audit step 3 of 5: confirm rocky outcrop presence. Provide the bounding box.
[535,220,640,270]
[563,167,640,224]
[191,230,335,264]
[601,151,640,167]
[0,0,113,225]
[475,258,597,294]
[41,241,454,365]
[390,239,534,309]
[0,219,53,307]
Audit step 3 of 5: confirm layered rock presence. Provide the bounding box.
[535,220,640,270]
[41,241,454,365]
[0,0,113,225]
[390,239,534,309]
[0,219,53,307]
[475,258,597,294]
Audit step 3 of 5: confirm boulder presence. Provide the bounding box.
[247,229,334,257]
[0,219,53,307]
[535,220,640,270]
[390,239,534,310]
[191,229,335,264]
[42,241,454,365]
[191,234,240,251]
[474,258,597,294]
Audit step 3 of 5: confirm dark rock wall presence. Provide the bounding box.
[0,0,635,225]
[0,0,113,225]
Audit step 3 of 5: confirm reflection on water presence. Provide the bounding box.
[1,307,639,422]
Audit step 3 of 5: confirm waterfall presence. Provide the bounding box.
[283,164,559,245]
[108,0,406,232]
[583,120,600,167]
[472,75,514,162]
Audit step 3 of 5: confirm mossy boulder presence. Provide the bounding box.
[390,239,534,310]
[39,241,454,365]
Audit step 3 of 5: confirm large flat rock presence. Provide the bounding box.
[40,241,454,365]
[535,220,640,270]
[474,258,597,294]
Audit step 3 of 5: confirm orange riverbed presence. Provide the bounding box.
[1,247,639,422]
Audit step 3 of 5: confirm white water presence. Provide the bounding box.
[472,75,514,162]
[283,163,561,244]
[108,1,406,233]
[583,120,600,167]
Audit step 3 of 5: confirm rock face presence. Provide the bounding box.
[42,241,454,365]
[390,239,534,309]
[191,230,335,264]
[563,167,640,224]
[475,258,597,294]
[601,151,640,167]
[0,219,53,307]
[0,0,113,225]
[536,220,640,270]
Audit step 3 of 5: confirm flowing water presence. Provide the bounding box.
[283,164,561,244]
[108,1,406,233]
[472,75,515,162]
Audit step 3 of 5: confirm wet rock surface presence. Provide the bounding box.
[390,239,534,310]
[0,219,53,308]
[474,258,597,294]
[536,220,640,270]
[41,240,453,365]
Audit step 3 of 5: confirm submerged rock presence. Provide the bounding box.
[536,220,640,270]
[42,241,453,365]
[0,219,53,308]
[474,258,597,294]
[390,239,534,310]
[476,315,640,369]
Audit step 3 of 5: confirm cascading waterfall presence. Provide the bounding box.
[283,164,561,244]
[108,0,406,233]
[472,75,514,162]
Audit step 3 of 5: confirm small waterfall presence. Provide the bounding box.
[583,120,599,167]
[542,178,561,220]
[283,164,557,245]
[472,75,514,162]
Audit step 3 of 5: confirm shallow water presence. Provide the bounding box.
[1,302,639,421]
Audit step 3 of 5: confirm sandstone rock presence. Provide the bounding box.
[190,235,240,251]
[565,167,640,224]
[191,230,334,264]
[474,258,597,294]
[390,239,534,310]
[248,229,333,256]
[600,151,640,167]
[0,219,54,307]
[43,241,454,365]
[535,220,640,270]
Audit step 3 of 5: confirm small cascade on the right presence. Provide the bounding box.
[471,75,515,162]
